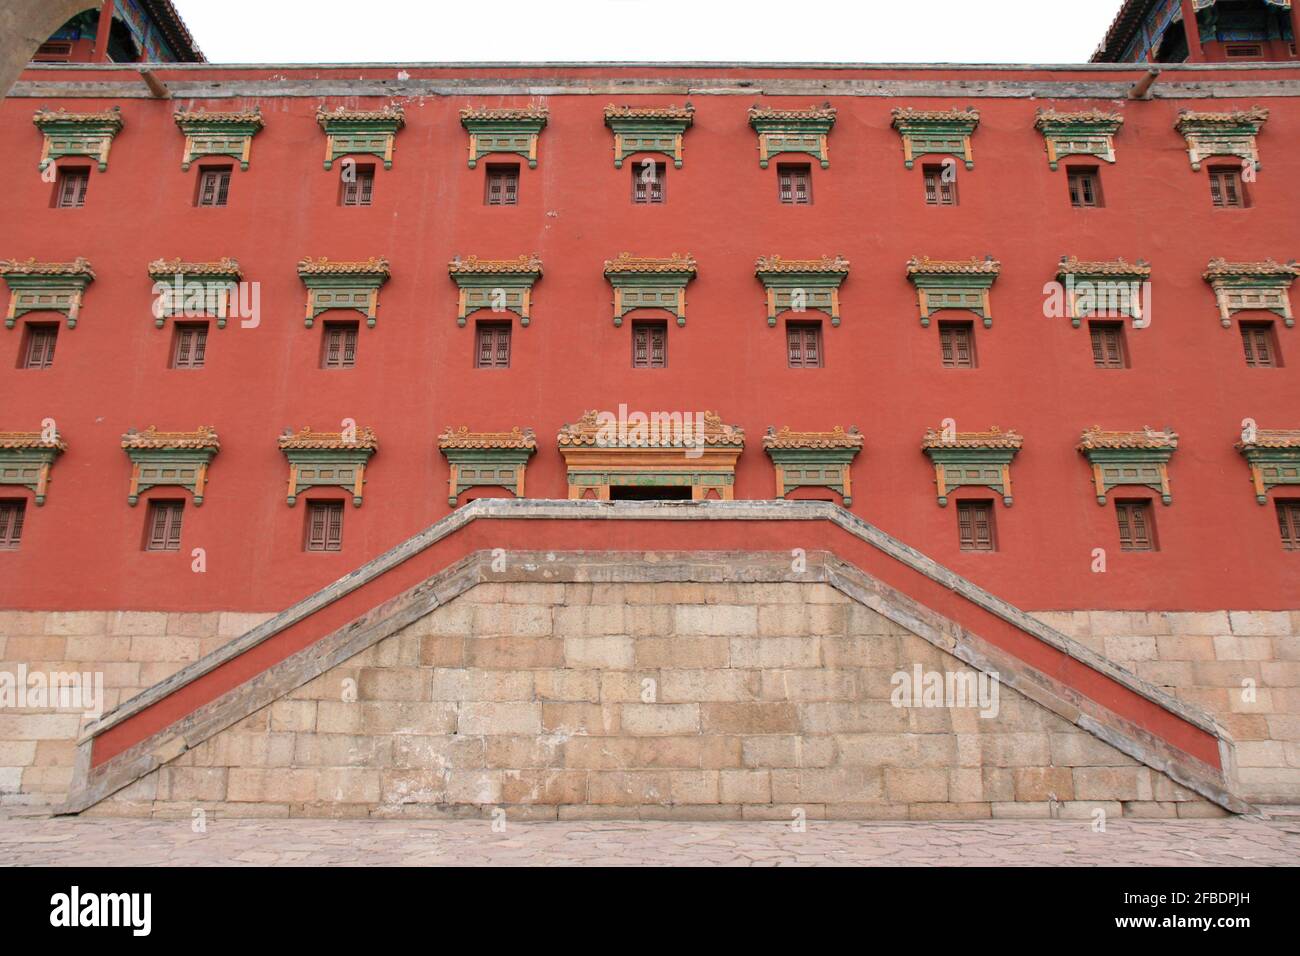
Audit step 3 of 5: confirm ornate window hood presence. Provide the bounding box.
[906,256,1000,328]
[317,106,405,170]
[459,107,548,169]
[174,108,264,171]
[604,253,697,327]
[557,410,743,501]
[147,258,242,329]
[891,107,980,170]
[122,426,220,506]
[1236,428,1300,505]
[1174,108,1268,171]
[754,255,850,327]
[448,255,543,327]
[1034,109,1124,171]
[748,105,836,169]
[0,431,67,505]
[278,427,378,507]
[1,258,95,329]
[922,426,1022,507]
[763,426,864,505]
[1203,258,1297,328]
[33,107,123,172]
[438,426,537,506]
[604,104,695,168]
[1078,426,1178,506]
[297,257,391,328]
[1056,256,1151,328]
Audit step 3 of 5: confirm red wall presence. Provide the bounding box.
[1,64,1298,612]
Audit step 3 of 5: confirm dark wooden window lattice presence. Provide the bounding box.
[475,322,511,368]
[172,324,208,369]
[322,323,358,368]
[486,165,519,206]
[306,500,344,552]
[1277,500,1300,551]
[0,500,25,550]
[1116,500,1156,552]
[957,500,995,551]
[923,165,957,206]
[632,322,667,367]
[786,321,822,367]
[1068,168,1101,207]
[1209,166,1245,209]
[197,167,231,207]
[22,325,57,369]
[1240,323,1277,368]
[1090,322,1126,368]
[145,500,183,551]
[939,322,975,368]
[632,162,666,204]
[341,165,375,206]
[778,164,812,205]
[55,168,89,208]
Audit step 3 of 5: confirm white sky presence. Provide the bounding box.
[172,0,1126,64]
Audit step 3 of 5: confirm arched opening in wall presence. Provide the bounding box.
[106,16,140,64]
[608,486,692,501]
[462,487,519,503]
[1155,27,1190,62]
[33,10,98,62]
[782,485,839,505]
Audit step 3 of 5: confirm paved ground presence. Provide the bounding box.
[0,815,1297,866]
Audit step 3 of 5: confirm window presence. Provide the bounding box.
[632,321,667,368]
[938,321,975,368]
[306,501,344,552]
[20,324,57,369]
[1067,167,1102,207]
[32,41,74,62]
[1089,321,1127,369]
[1116,499,1157,552]
[786,321,822,368]
[777,164,812,205]
[1208,166,1246,209]
[54,167,89,208]
[1225,43,1264,59]
[475,321,511,368]
[171,323,208,369]
[485,164,519,206]
[1240,322,1278,368]
[321,321,358,369]
[144,500,183,552]
[0,500,25,550]
[196,166,232,207]
[340,163,375,206]
[632,161,665,204]
[1277,500,1300,551]
[956,501,996,551]
[923,164,957,206]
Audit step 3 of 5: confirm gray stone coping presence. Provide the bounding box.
[80,499,1226,742]
[62,543,1248,815]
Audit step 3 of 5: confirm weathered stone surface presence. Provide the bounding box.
[7,580,1288,817]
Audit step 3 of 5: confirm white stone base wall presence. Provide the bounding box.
[0,611,273,807]
[2,593,1294,819]
[1030,610,1300,806]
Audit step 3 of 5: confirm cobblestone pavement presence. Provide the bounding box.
[0,816,1297,866]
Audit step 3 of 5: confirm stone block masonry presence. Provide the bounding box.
[1032,610,1300,807]
[2,589,1294,818]
[29,578,1258,820]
